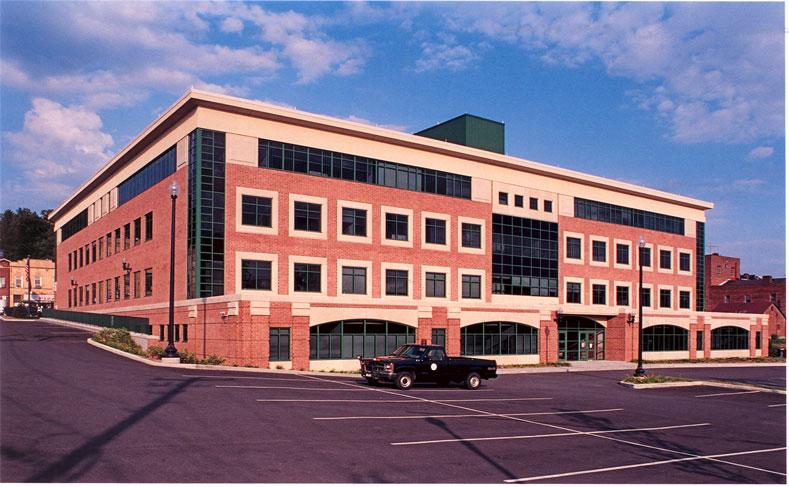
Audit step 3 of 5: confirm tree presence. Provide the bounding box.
[0,208,56,261]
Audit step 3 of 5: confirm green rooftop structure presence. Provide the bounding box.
[415,114,505,154]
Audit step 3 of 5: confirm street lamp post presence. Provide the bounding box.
[163,180,180,361]
[634,236,647,377]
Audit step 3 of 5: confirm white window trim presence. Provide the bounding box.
[236,251,278,295]
[677,248,694,276]
[381,206,413,248]
[563,277,584,305]
[236,187,279,236]
[613,239,632,270]
[289,255,327,296]
[457,216,486,255]
[458,268,486,302]
[589,235,610,267]
[337,200,372,245]
[657,245,674,274]
[337,259,373,298]
[381,262,413,299]
[563,231,585,265]
[422,265,452,301]
[289,194,328,240]
[589,279,609,305]
[421,211,451,252]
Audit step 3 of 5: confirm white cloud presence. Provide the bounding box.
[746,146,774,162]
[414,33,482,73]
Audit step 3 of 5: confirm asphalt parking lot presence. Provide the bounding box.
[1,319,786,483]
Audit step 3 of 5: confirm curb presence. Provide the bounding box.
[618,379,786,394]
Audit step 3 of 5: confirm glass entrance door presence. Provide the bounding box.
[558,317,605,361]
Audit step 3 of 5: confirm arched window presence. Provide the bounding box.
[461,322,538,356]
[643,325,688,352]
[309,320,415,359]
[711,326,749,350]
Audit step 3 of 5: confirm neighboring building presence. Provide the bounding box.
[710,301,785,339]
[47,90,770,369]
[0,258,56,310]
[705,253,741,288]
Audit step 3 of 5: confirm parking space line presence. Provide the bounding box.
[314,407,624,421]
[695,390,761,398]
[256,397,550,403]
[504,446,787,483]
[391,423,710,446]
[182,374,317,382]
[768,403,785,408]
[217,385,366,391]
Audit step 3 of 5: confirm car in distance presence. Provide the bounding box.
[358,343,497,390]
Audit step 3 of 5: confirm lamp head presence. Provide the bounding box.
[169,180,181,198]
[638,236,646,248]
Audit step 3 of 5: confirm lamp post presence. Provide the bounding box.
[163,180,180,361]
[634,236,646,377]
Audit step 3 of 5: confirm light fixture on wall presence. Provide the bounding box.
[626,311,636,325]
[122,258,132,273]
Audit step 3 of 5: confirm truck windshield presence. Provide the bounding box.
[391,345,426,358]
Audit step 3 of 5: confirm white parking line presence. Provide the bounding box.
[217,385,366,391]
[768,403,786,408]
[695,390,761,398]
[504,446,787,482]
[183,374,318,382]
[314,408,624,421]
[391,423,710,446]
[256,397,551,403]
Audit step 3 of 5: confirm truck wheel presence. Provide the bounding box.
[464,372,481,390]
[395,371,414,390]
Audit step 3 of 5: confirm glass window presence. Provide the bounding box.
[639,247,651,267]
[342,208,366,236]
[241,260,272,290]
[294,202,321,232]
[241,195,272,227]
[124,223,131,250]
[118,146,176,206]
[425,218,446,245]
[182,324,188,343]
[616,286,629,306]
[385,213,408,241]
[514,195,524,207]
[144,268,153,296]
[499,192,508,205]
[133,271,141,298]
[643,325,688,352]
[574,197,685,236]
[98,237,103,260]
[660,250,672,269]
[592,241,607,262]
[106,232,112,257]
[711,326,749,350]
[679,290,690,309]
[529,197,538,210]
[544,200,552,213]
[566,237,581,259]
[123,273,130,299]
[616,243,629,265]
[679,252,691,272]
[294,263,321,292]
[462,274,481,299]
[567,282,581,304]
[145,212,153,241]
[641,287,651,307]
[270,327,291,361]
[431,328,446,347]
[755,331,761,350]
[342,267,366,295]
[386,269,408,296]
[106,278,112,302]
[492,213,558,297]
[134,218,141,246]
[461,223,481,248]
[696,330,704,351]
[91,241,97,262]
[461,322,538,356]
[592,284,606,305]
[660,289,672,308]
[425,272,446,298]
[309,320,416,360]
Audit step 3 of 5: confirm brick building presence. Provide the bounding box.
[48,90,769,370]
[0,258,56,310]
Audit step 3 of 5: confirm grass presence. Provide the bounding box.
[622,374,695,384]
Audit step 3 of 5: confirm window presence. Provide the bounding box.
[461,322,538,355]
[294,263,321,292]
[432,328,446,346]
[79,248,83,268]
[544,200,552,213]
[679,252,690,272]
[425,218,446,245]
[34,276,42,289]
[68,289,72,308]
[660,289,672,308]
[309,320,416,360]
[711,326,749,350]
[106,232,112,257]
[341,267,366,295]
[592,241,607,262]
[660,249,672,269]
[134,218,141,246]
[566,282,581,304]
[145,212,153,241]
[696,331,704,351]
[529,197,538,210]
[592,284,607,305]
[106,278,112,302]
[643,325,688,352]
[616,286,629,306]
[68,253,72,272]
[241,195,272,227]
[133,271,141,298]
[745,294,751,303]
[679,291,690,309]
[771,293,777,303]
[159,325,165,341]
[341,208,366,236]
[566,237,581,259]
[294,202,321,232]
[425,272,446,298]
[175,325,180,342]
[616,244,629,265]
[241,260,272,290]
[124,223,131,250]
[182,324,188,343]
[98,281,103,304]
[462,275,481,299]
[270,327,290,361]
[98,238,103,261]
[385,213,408,241]
[91,282,97,304]
[386,269,408,296]
[755,331,761,350]
[144,268,153,296]
[574,197,685,235]
[115,228,121,253]
[640,288,651,307]
[118,146,176,206]
[80,286,85,306]
[716,265,721,276]
[461,223,481,249]
[123,273,130,299]
[499,192,508,205]
[92,241,97,262]
[492,213,558,297]
[724,295,730,304]
[514,195,524,207]
[639,247,651,267]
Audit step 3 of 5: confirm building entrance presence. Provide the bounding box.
[558,317,605,361]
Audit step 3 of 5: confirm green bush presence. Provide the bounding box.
[623,374,693,384]
[93,328,145,356]
[147,345,165,359]
[177,349,226,365]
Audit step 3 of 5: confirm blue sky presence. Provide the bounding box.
[0,1,784,276]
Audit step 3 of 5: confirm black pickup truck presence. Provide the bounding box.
[358,343,497,390]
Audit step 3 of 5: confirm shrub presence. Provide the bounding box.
[147,345,165,359]
[93,328,145,356]
[178,349,226,365]
[623,374,693,384]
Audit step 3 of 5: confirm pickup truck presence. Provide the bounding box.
[358,343,497,390]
